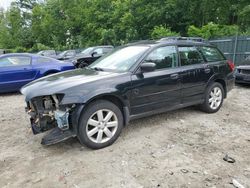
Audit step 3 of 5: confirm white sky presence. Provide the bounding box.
[0,0,15,9]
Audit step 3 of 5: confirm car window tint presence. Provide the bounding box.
[145,46,178,69]
[37,57,52,63]
[0,56,31,67]
[178,46,203,66]
[199,46,225,62]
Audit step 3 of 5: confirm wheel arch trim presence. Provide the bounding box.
[206,74,227,98]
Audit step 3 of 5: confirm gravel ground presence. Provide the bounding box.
[0,85,249,188]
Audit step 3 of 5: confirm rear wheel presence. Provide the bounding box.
[200,82,224,113]
[78,100,123,149]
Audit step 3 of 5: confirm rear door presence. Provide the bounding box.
[178,46,209,103]
[130,45,182,115]
[0,55,36,92]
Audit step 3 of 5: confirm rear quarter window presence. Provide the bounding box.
[199,46,225,62]
[37,57,52,63]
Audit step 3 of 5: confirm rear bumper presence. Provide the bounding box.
[227,78,235,92]
[226,75,235,93]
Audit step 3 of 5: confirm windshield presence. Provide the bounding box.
[81,47,94,55]
[89,46,149,72]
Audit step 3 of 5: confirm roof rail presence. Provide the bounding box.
[126,40,154,45]
[158,37,207,43]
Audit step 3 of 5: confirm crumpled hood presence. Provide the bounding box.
[21,68,118,101]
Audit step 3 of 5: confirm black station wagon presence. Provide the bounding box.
[21,37,235,149]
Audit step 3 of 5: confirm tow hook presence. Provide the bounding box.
[54,110,70,130]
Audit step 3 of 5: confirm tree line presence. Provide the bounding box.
[0,0,249,52]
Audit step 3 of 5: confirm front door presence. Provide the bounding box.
[0,56,36,92]
[130,45,182,115]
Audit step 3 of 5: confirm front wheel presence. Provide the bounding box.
[200,82,224,113]
[78,100,124,149]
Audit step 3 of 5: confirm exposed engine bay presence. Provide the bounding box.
[26,95,76,145]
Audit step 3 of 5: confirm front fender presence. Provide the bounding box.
[62,89,130,132]
[60,88,129,106]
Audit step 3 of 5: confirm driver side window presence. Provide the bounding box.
[144,46,177,70]
[0,56,31,67]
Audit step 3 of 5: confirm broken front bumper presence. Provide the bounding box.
[25,96,81,145]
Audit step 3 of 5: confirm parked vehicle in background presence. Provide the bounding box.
[72,45,114,68]
[0,49,6,55]
[0,53,75,93]
[235,55,250,84]
[37,50,58,58]
[56,50,77,61]
[21,37,234,149]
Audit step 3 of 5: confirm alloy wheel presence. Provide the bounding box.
[86,109,118,143]
[209,87,222,110]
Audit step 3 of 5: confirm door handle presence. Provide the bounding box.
[170,73,179,80]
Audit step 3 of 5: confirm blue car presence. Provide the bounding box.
[0,53,75,93]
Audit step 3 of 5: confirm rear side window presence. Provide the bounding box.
[0,56,31,67]
[199,46,225,62]
[144,46,178,70]
[178,46,204,66]
[37,57,52,63]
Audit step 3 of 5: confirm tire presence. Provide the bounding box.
[200,82,224,113]
[78,100,124,149]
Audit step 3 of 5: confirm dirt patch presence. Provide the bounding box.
[0,86,250,188]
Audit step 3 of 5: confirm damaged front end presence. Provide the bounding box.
[26,94,77,145]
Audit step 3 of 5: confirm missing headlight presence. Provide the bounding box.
[43,96,54,110]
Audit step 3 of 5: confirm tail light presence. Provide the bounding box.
[227,60,235,72]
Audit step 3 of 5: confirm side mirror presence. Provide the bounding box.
[91,51,99,57]
[140,62,156,72]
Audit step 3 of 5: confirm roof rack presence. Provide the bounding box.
[158,37,207,43]
[126,40,155,45]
